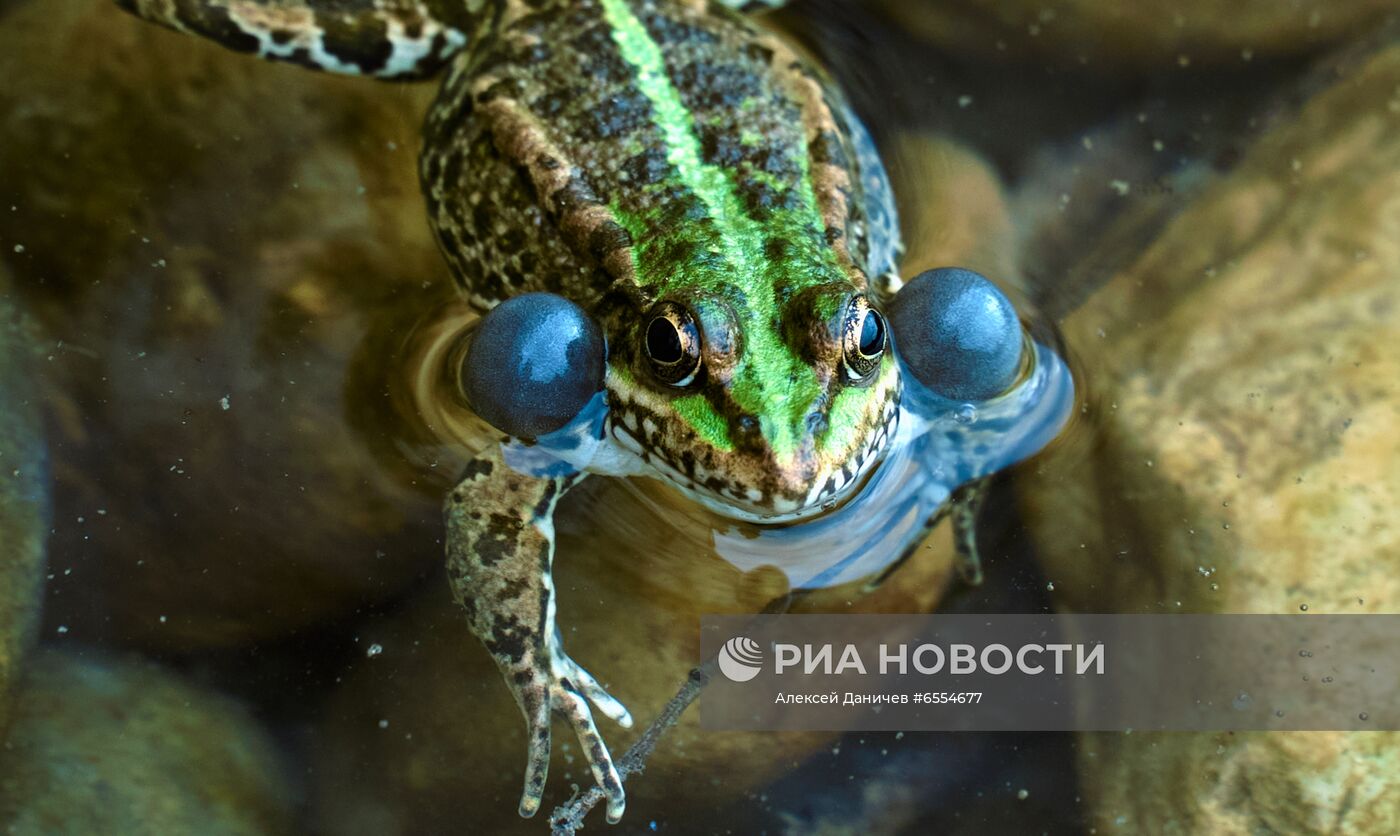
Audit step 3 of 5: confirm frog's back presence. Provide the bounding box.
[422,0,892,313]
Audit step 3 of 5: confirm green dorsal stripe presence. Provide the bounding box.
[598,0,837,462]
[598,0,768,277]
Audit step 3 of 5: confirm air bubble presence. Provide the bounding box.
[1231,692,1252,711]
[953,404,978,425]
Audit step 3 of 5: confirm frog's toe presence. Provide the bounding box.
[517,689,552,819]
[556,685,627,824]
[519,790,542,820]
[568,663,634,728]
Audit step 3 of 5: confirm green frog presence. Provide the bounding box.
[116,0,1064,824]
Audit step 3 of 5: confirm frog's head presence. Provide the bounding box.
[459,271,1026,525]
[601,276,899,522]
[456,279,900,525]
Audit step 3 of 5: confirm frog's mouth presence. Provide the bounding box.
[606,392,900,526]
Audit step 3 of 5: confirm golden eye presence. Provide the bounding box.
[841,295,886,384]
[642,301,702,387]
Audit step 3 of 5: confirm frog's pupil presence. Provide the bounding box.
[647,317,684,364]
[859,310,885,357]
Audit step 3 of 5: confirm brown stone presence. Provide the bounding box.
[0,267,47,738]
[1019,37,1400,834]
[888,134,1018,288]
[0,649,294,833]
[0,0,457,650]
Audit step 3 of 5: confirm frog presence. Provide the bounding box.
[114,0,1061,824]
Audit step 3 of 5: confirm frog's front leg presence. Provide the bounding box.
[444,444,631,823]
[864,477,991,593]
[949,477,988,586]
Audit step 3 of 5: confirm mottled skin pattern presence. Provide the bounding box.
[115,0,972,824]
[443,445,633,818]
[115,0,480,77]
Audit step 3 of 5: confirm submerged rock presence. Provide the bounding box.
[0,0,452,650]
[1020,36,1400,834]
[0,649,294,834]
[885,134,1019,288]
[0,267,48,738]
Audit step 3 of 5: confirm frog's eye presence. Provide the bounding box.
[887,267,1024,401]
[460,293,605,438]
[643,301,702,387]
[840,295,887,384]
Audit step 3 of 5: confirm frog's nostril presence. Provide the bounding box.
[733,414,762,448]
